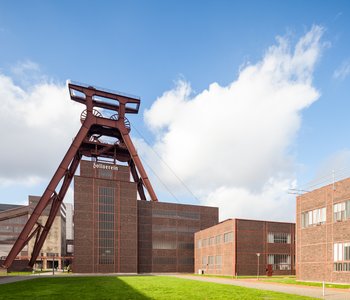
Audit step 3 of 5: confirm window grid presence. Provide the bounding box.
[334,200,350,222]
[334,242,350,272]
[224,231,233,243]
[267,232,291,244]
[301,207,326,228]
[98,186,115,265]
[268,254,291,270]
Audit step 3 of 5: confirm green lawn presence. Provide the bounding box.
[1,270,52,276]
[261,276,350,289]
[194,274,350,289]
[0,275,317,299]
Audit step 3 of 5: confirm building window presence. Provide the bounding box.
[334,242,350,272]
[215,235,221,244]
[99,168,113,179]
[208,256,214,269]
[202,238,207,247]
[152,210,200,220]
[152,240,177,249]
[202,256,207,269]
[215,255,222,268]
[98,186,115,265]
[209,237,214,245]
[301,207,326,228]
[268,254,291,270]
[267,233,291,244]
[224,231,233,243]
[334,200,350,222]
[197,239,201,248]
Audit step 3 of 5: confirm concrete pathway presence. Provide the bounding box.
[0,276,37,285]
[171,275,350,300]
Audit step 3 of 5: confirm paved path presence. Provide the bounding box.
[0,276,37,285]
[171,275,350,299]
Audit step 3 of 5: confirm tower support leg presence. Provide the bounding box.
[2,121,91,269]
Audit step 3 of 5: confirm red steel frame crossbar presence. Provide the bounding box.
[2,83,157,269]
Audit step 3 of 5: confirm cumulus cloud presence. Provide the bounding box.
[143,25,324,221]
[333,60,350,80]
[0,72,82,186]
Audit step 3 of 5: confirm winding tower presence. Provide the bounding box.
[2,82,157,270]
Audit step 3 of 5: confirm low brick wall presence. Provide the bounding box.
[0,260,30,272]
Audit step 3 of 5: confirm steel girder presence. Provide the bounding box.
[1,83,157,270]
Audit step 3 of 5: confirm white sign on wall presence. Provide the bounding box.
[93,162,119,171]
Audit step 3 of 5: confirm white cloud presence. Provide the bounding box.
[0,73,82,186]
[333,60,350,80]
[10,60,47,88]
[143,25,324,221]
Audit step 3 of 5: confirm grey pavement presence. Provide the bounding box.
[171,275,350,300]
[0,275,37,285]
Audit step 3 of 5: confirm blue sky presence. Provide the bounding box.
[1,1,350,221]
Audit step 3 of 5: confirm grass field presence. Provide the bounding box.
[0,275,318,300]
[261,276,350,289]
[194,274,350,289]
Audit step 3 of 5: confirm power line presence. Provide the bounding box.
[138,154,181,203]
[298,165,350,192]
[131,124,201,204]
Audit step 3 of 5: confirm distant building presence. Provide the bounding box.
[27,196,66,270]
[0,197,66,271]
[195,218,295,276]
[296,177,350,283]
[0,204,28,260]
[65,203,74,256]
[73,160,218,273]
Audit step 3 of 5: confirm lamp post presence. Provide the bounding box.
[256,253,260,280]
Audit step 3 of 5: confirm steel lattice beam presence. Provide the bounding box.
[1,82,158,270]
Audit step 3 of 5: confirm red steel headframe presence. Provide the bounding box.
[1,82,157,270]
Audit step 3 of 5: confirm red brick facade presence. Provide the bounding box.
[73,160,218,273]
[138,200,218,273]
[195,219,295,276]
[296,177,350,283]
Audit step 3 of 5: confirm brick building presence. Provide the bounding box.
[27,196,66,270]
[296,177,350,283]
[0,198,66,271]
[0,204,28,261]
[73,160,218,273]
[195,218,295,276]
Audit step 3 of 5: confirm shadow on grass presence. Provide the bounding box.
[0,276,151,300]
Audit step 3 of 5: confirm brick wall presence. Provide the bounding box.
[296,177,350,283]
[138,201,218,273]
[195,219,295,276]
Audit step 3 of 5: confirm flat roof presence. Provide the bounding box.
[0,204,24,212]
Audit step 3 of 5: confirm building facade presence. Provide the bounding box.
[27,196,66,270]
[138,200,218,273]
[65,203,74,256]
[0,197,66,271]
[195,219,295,276]
[296,177,350,283]
[0,204,29,261]
[73,160,218,273]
